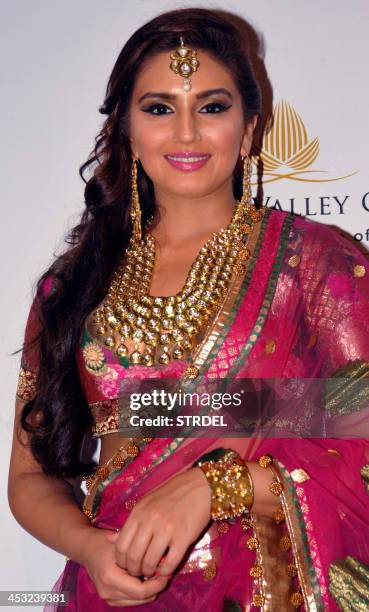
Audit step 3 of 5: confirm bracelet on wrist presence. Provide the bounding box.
[196,450,254,521]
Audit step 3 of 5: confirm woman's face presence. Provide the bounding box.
[129,50,255,201]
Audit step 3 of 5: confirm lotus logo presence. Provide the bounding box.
[253,100,355,183]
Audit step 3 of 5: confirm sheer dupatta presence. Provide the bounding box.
[40,209,369,611]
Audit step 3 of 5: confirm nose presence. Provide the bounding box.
[173,108,201,144]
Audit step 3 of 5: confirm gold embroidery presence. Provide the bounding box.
[83,341,106,376]
[329,556,369,611]
[16,367,37,402]
[290,468,310,483]
[265,339,276,355]
[354,265,366,278]
[202,559,217,582]
[288,254,301,268]
[323,359,369,416]
[360,464,369,494]
[90,399,120,437]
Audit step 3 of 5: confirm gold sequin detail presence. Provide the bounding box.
[16,367,38,402]
[250,564,263,578]
[246,536,259,550]
[290,591,304,607]
[288,254,301,268]
[252,593,265,607]
[258,454,272,468]
[270,480,283,496]
[202,560,217,582]
[126,442,139,457]
[280,535,292,551]
[354,264,366,278]
[217,522,229,534]
[290,468,310,483]
[286,563,298,577]
[265,339,276,354]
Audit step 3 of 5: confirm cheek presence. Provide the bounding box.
[131,116,169,157]
[205,117,243,157]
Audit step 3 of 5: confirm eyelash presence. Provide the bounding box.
[142,102,231,115]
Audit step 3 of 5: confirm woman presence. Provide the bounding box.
[8,8,369,611]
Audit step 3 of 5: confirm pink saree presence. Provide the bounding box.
[32,209,369,610]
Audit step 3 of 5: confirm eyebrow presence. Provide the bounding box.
[137,88,234,104]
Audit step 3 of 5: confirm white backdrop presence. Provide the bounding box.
[1,1,368,608]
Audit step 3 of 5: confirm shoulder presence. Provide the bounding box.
[269,210,368,269]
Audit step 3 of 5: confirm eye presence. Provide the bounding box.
[142,103,173,115]
[199,102,231,114]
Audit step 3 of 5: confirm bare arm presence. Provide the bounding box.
[7,398,94,566]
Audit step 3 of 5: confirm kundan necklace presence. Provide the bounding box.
[93,199,262,368]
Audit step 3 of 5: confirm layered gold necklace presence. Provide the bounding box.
[93,199,261,367]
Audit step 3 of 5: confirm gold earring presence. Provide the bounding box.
[130,157,142,244]
[241,154,252,207]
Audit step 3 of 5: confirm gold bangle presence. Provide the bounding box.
[198,452,254,521]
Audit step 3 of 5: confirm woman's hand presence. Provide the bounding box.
[81,527,170,607]
[106,467,211,579]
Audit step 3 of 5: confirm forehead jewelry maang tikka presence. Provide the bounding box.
[169,36,200,92]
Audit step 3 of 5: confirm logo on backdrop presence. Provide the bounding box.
[253,100,356,184]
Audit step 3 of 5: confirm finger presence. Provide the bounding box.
[109,564,169,600]
[125,525,154,577]
[114,521,139,570]
[142,535,171,578]
[156,542,187,577]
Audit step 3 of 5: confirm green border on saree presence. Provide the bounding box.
[227,212,294,376]
[195,207,271,378]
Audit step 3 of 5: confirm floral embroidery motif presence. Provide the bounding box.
[16,367,37,402]
[83,341,106,376]
[95,365,121,398]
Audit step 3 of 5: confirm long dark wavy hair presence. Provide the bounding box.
[18,8,262,477]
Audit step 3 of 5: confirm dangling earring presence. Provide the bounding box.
[130,157,142,244]
[241,154,252,208]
